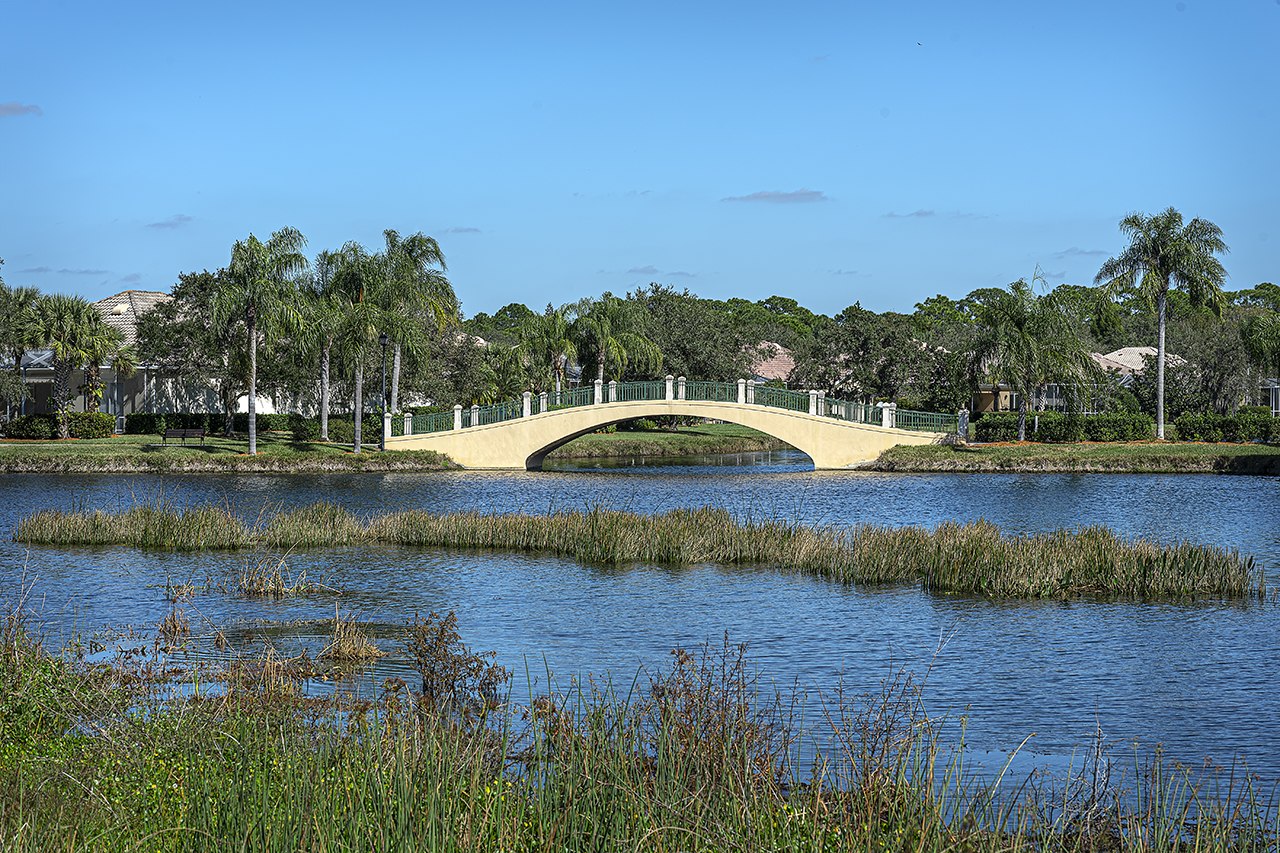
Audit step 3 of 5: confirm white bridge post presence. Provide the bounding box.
[737,378,746,404]
[404,411,413,435]
[539,391,548,414]
[470,404,479,426]
[665,374,674,400]
[677,376,686,400]
[593,379,603,405]
[453,404,462,430]
[808,390,818,415]
[522,391,532,418]
[816,390,826,416]
[383,411,392,446]
[746,379,755,404]
[608,380,617,402]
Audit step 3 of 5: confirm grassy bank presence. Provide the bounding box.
[873,441,1280,475]
[14,503,1263,600]
[2,610,1274,852]
[547,422,791,459]
[0,432,454,473]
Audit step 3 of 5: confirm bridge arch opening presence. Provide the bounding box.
[524,416,806,471]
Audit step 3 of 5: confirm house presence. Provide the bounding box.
[1263,379,1280,416]
[748,341,796,384]
[16,289,287,429]
[972,346,1184,414]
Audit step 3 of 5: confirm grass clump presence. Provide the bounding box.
[319,607,385,664]
[236,554,336,598]
[14,503,1265,601]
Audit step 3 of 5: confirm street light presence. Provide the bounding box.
[379,332,389,451]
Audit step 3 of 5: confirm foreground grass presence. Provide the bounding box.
[547,422,791,459]
[14,502,1264,600]
[874,441,1280,475]
[2,610,1275,853]
[0,432,454,473]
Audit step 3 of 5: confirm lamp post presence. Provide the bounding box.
[379,332,389,451]
[19,363,27,417]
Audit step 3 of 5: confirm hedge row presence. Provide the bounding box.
[1173,408,1280,443]
[973,412,1155,443]
[123,412,294,435]
[1,412,116,440]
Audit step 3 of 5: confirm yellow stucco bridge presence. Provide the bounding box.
[386,377,957,470]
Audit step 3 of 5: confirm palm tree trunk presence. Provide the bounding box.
[391,342,402,413]
[597,351,605,383]
[1156,288,1167,440]
[53,361,71,439]
[1017,397,1028,442]
[320,338,331,441]
[353,358,364,454]
[247,316,258,455]
[222,382,234,436]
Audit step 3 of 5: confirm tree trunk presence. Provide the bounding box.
[53,361,71,439]
[247,314,258,455]
[353,358,364,454]
[1017,397,1028,442]
[222,382,234,437]
[391,342,402,413]
[320,338,331,441]
[1156,288,1167,440]
[597,351,605,383]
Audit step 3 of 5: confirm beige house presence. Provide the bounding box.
[971,346,1184,414]
[18,289,288,429]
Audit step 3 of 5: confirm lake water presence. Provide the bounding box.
[2,450,1278,784]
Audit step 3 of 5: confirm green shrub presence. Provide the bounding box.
[125,413,166,435]
[1174,412,1224,442]
[167,412,214,430]
[289,414,321,442]
[1082,412,1153,442]
[2,414,56,439]
[67,412,115,439]
[973,413,1018,442]
[327,419,355,445]
[231,413,291,433]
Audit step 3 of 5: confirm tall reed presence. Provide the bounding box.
[13,502,1266,600]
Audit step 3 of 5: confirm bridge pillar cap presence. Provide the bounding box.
[666,374,674,380]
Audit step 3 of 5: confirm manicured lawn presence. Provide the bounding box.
[547,422,790,459]
[0,431,454,472]
[874,440,1280,474]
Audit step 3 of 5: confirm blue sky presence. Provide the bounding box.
[2,0,1277,316]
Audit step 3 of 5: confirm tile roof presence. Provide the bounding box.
[1091,346,1185,376]
[749,341,796,382]
[92,290,171,347]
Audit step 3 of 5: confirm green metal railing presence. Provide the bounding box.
[686,380,738,403]
[399,378,956,436]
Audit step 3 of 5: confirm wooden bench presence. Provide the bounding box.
[162,428,206,446]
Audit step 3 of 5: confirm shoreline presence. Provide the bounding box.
[869,441,1280,475]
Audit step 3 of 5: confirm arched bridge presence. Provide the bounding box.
[386,377,957,470]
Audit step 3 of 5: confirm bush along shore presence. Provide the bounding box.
[2,608,1276,852]
[14,503,1264,600]
[872,441,1280,475]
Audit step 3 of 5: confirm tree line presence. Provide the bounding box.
[2,208,1279,450]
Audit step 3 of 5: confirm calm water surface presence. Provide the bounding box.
[2,450,1278,783]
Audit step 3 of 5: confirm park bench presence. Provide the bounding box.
[162,428,206,446]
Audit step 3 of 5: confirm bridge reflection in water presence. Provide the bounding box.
[386,377,957,471]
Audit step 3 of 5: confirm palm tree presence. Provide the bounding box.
[0,280,42,416]
[971,275,1096,441]
[569,294,662,383]
[381,230,456,412]
[212,227,309,454]
[330,242,387,453]
[518,305,577,400]
[304,249,345,441]
[1245,312,1280,378]
[1095,208,1228,438]
[29,295,129,438]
